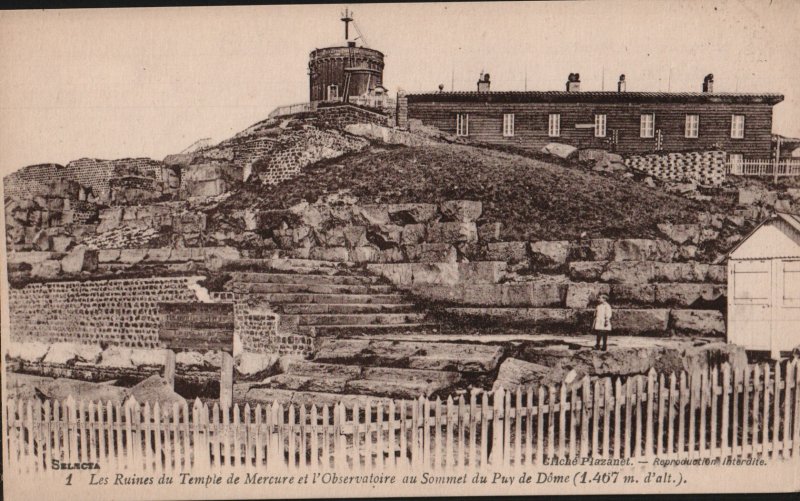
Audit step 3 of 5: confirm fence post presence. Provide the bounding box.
[124,397,136,469]
[480,391,489,467]
[600,377,614,457]
[762,364,771,458]
[433,397,441,470]
[678,372,687,458]
[469,392,477,468]
[590,381,600,459]
[504,390,513,467]
[546,386,555,460]
[781,362,792,460]
[743,366,751,457]
[458,396,466,468]
[580,378,590,458]
[721,364,731,458]
[772,360,781,459]
[612,378,621,459]
[516,388,523,468]
[537,385,545,463]
[793,359,800,459]
[446,396,454,470]
[646,369,655,458]
[751,365,760,457]
[699,371,707,458]
[558,384,567,460]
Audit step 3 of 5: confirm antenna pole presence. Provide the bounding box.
[341,8,353,41]
[451,68,454,91]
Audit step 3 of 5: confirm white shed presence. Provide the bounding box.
[727,212,800,358]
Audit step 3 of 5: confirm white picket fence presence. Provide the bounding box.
[5,361,800,474]
[727,159,800,177]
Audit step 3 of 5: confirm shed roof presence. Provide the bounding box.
[728,212,800,260]
[407,91,785,106]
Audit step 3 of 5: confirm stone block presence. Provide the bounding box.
[7,341,50,363]
[529,240,571,267]
[485,241,528,264]
[412,263,459,285]
[367,224,404,248]
[565,283,611,308]
[570,239,615,261]
[654,283,726,306]
[612,309,670,333]
[541,142,578,159]
[493,358,553,391]
[652,262,708,282]
[610,284,657,304]
[385,203,439,224]
[460,284,506,306]
[670,310,725,335]
[400,224,426,245]
[61,245,98,273]
[613,239,677,262]
[377,247,405,263]
[440,200,482,223]
[600,261,655,284]
[119,248,148,264]
[145,248,172,262]
[458,261,506,284]
[477,222,502,242]
[31,260,61,278]
[355,205,390,226]
[657,223,701,244]
[425,222,478,244]
[706,265,727,283]
[349,245,381,263]
[405,243,457,263]
[367,263,414,285]
[504,283,566,307]
[51,235,74,253]
[43,342,102,365]
[309,246,350,262]
[569,261,607,281]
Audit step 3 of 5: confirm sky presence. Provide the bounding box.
[0,0,798,173]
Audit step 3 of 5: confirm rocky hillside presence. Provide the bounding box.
[214,142,731,243]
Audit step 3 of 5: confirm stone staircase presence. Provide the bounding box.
[224,264,440,337]
[222,258,507,402]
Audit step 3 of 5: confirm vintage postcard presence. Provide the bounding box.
[2,1,799,499]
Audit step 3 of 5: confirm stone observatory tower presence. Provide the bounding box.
[308,9,385,103]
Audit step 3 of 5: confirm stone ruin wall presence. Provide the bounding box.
[4,158,173,202]
[255,126,369,185]
[233,303,311,356]
[625,150,727,187]
[8,276,205,348]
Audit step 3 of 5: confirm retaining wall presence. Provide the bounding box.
[8,276,206,348]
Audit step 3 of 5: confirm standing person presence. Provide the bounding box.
[593,293,613,351]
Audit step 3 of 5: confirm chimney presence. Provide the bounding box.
[617,74,626,92]
[702,74,714,93]
[477,72,491,92]
[566,73,581,92]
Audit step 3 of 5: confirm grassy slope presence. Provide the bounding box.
[225,143,718,241]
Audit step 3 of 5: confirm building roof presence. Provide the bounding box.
[407,91,785,106]
[728,212,800,260]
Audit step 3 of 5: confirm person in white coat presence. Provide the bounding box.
[593,294,613,351]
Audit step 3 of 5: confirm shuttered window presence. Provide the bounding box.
[503,113,515,137]
[594,114,607,138]
[548,114,560,137]
[456,113,469,136]
[731,114,745,139]
[685,114,699,138]
[640,113,655,138]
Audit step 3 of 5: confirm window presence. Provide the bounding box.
[503,113,515,137]
[685,114,699,138]
[640,113,655,138]
[327,85,339,101]
[548,114,560,137]
[728,153,744,174]
[456,113,469,136]
[594,114,607,138]
[731,114,745,139]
